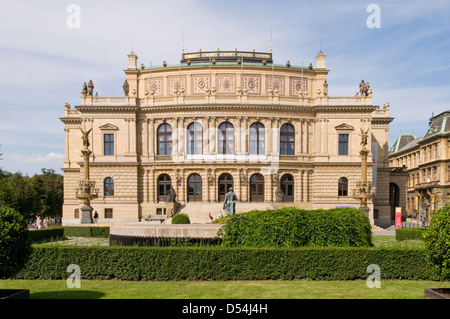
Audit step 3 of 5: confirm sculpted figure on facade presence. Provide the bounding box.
[81,82,87,96]
[167,186,177,202]
[79,128,92,149]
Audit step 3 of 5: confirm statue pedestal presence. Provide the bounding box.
[80,205,93,224]
[165,202,180,217]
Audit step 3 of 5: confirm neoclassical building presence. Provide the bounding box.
[60,48,395,225]
[389,110,450,221]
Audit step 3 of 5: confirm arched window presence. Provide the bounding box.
[280,174,294,202]
[218,122,234,155]
[157,174,171,202]
[250,173,264,202]
[157,123,172,155]
[187,122,203,155]
[249,122,265,155]
[338,177,348,197]
[218,173,233,202]
[280,123,295,155]
[187,173,202,202]
[104,177,114,196]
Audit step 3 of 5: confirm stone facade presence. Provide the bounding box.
[389,111,450,222]
[60,49,394,226]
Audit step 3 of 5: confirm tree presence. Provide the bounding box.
[0,206,32,278]
[423,205,450,279]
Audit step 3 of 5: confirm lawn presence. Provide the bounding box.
[1,279,449,299]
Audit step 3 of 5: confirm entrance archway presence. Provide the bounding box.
[187,173,202,202]
[389,182,400,222]
[157,174,171,202]
[250,173,264,202]
[218,173,234,202]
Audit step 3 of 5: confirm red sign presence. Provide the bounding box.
[395,207,402,227]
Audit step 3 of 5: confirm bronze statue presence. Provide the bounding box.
[79,128,92,149]
[87,80,94,96]
[167,186,176,202]
[275,188,284,202]
[123,79,129,96]
[223,187,237,215]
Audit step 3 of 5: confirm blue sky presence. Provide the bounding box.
[1,0,450,175]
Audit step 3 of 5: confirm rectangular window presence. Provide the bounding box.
[338,134,349,155]
[104,134,114,155]
[104,208,113,219]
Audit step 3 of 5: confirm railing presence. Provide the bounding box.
[79,93,374,108]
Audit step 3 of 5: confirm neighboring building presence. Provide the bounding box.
[389,111,450,221]
[60,48,395,225]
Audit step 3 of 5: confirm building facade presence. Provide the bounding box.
[60,49,394,225]
[389,111,450,221]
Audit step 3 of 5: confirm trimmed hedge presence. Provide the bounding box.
[28,227,65,242]
[221,207,373,247]
[15,246,439,281]
[63,226,109,238]
[395,228,427,241]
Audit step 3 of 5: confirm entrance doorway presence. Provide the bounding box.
[218,173,234,202]
[187,174,202,202]
[250,173,264,202]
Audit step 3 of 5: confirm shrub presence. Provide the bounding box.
[171,213,190,224]
[0,206,32,278]
[28,227,64,242]
[423,205,450,279]
[15,246,437,281]
[221,207,373,248]
[63,226,109,238]
[395,228,426,241]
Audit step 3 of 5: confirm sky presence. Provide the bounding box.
[1,0,450,176]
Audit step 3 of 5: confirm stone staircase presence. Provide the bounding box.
[175,202,278,224]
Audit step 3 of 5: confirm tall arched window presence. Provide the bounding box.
[187,122,203,155]
[280,174,294,202]
[104,177,114,196]
[157,174,171,202]
[250,173,264,202]
[338,177,348,197]
[187,173,202,202]
[218,122,234,155]
[280,123,295,155]
[157,123,172,155]
[249,122,265,155]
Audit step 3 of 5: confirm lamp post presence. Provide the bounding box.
[352,129,376,220]
[75,128,99,224]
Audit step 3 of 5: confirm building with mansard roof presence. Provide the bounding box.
[389,110,450,221]
[60,48,396,226]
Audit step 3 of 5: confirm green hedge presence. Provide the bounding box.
[63,226,109,238]
[15,246,439,281]
[28,226,109,242]
[396,228,427,241]
[221,207,373,247]
[28,227,65,242]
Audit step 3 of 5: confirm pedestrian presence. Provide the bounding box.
[43,217,48,229]
[94,211,99,223]
[170,209,174,217]
[422,217,428,228]
[208,213,213,222]
[35,215,40,230]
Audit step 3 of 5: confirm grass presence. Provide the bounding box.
[1,279,449,299]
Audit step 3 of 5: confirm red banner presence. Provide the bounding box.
[395,207,402,227]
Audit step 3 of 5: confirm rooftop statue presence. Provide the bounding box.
[81,82,87,96]
[87,80,94,96]
[123,79,129,96]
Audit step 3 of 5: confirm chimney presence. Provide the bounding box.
[127,51,138,70]
[315,52,326,69]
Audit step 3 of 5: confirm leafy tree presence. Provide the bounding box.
[423,205,450,279]
[0,205,32,278]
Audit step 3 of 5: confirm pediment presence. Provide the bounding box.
[335,123,354,131]
[99,123,119,131]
